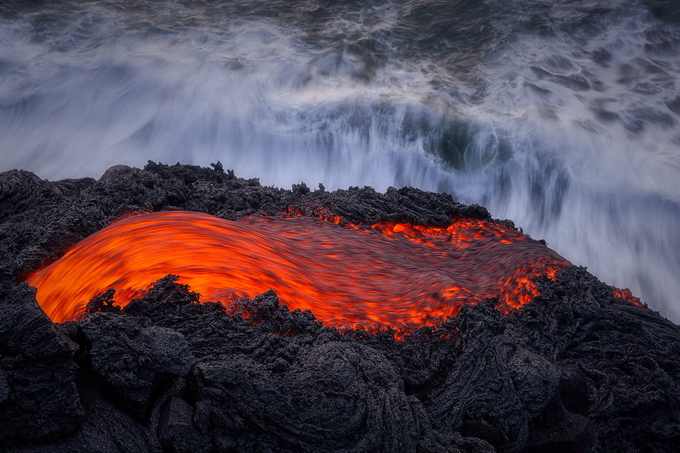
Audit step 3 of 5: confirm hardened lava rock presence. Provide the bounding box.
[0,279,82,447]
[1,163,680,452]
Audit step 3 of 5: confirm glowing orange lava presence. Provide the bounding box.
[613,288,643,307]
[28,211,571,332]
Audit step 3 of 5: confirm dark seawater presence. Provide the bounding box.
[1,0,679,320]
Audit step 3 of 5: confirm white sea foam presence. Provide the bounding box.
[0,0,678,320]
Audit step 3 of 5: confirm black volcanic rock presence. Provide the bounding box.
[79,312,194,418]
[0,279,82,446]
[1,163,679,452]
[0,162,487,282]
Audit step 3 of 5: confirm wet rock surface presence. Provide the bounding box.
[1,162,679,452]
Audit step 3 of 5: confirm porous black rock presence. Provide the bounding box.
[0,162,487,282]
[79,312,194,417]
[0,279,82,446]
[1,163,679,452]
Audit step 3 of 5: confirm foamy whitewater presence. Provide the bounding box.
[1,0,679,320]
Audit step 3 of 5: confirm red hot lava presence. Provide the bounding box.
[28,211,571,332]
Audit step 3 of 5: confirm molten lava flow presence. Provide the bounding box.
[613,288,643,307]
[28,211,571,332]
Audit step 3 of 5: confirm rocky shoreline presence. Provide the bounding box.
[1,162,679,452]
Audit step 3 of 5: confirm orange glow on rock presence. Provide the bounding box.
[613,287,643,307]
[28,211,571,332]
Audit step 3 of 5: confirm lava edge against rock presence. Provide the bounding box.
[1,162,679,453]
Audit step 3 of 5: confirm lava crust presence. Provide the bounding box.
[1,162,679,453]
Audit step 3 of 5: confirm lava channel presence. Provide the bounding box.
[27,211,570,331]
